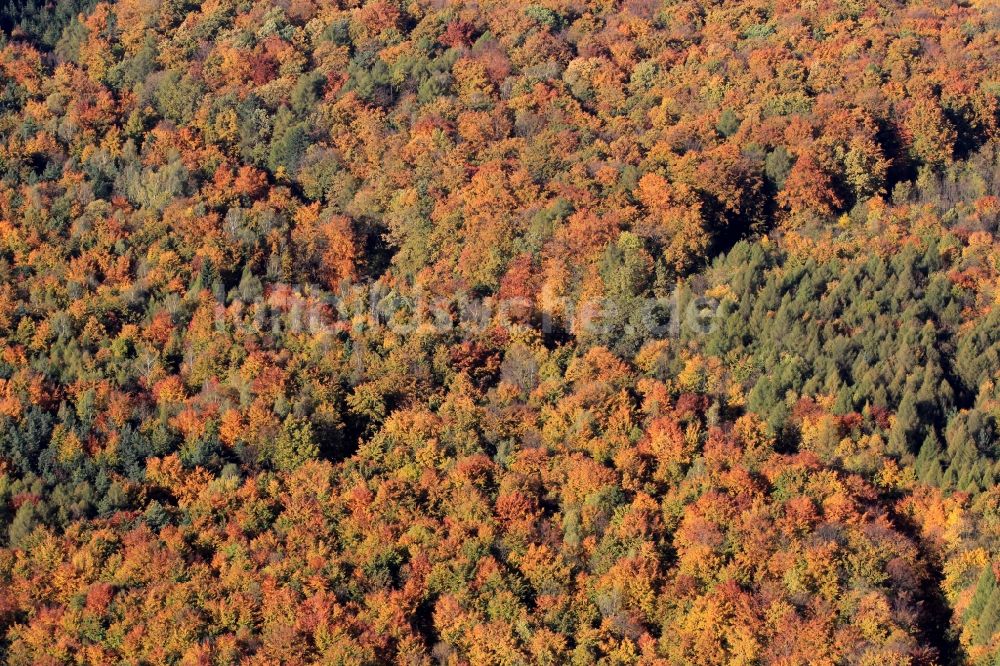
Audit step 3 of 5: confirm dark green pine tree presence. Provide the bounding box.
[959,462,983,494]
[969,567,998,622]
[889,389,919,456]
[984,464,997,491]
[942,464,957,492]
[976,587,1000,645]
[916,361,942,418]
[833,384,854,415]
[915,431,943,482]
[924,459,943,487]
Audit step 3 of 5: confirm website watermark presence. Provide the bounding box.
[204,280,721,344]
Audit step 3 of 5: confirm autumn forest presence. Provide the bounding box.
[0,0,998,663]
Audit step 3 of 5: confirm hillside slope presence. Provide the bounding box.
[0,0,998,663]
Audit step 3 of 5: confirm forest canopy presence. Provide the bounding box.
[0,0,998,663]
